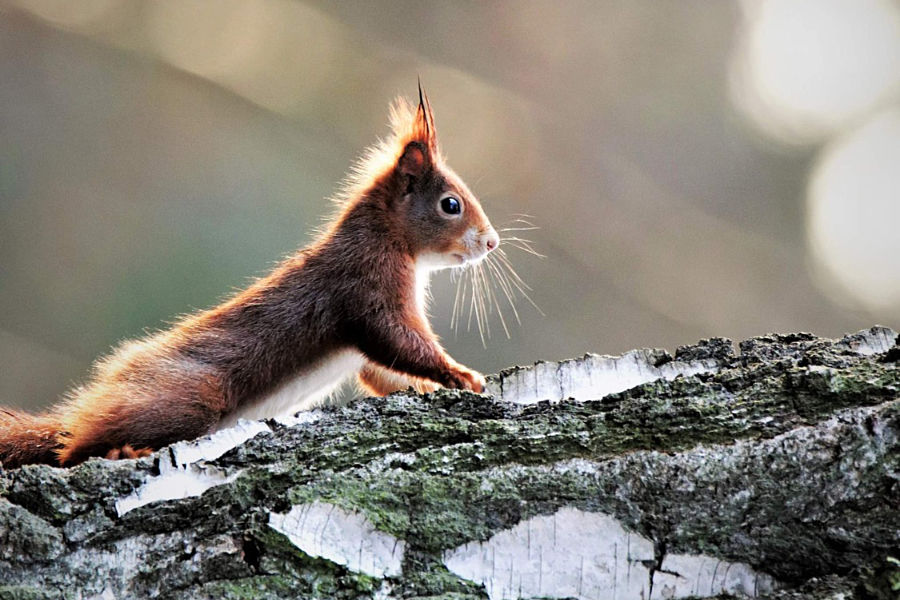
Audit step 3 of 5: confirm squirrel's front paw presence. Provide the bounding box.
[441,366,485,393]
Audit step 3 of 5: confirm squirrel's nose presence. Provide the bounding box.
[484,228,500,252]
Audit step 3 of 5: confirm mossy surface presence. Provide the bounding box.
[1,330,897,599]
[0,587,64,600]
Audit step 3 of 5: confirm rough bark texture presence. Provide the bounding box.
[1,327,898,600]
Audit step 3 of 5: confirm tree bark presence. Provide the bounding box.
[1,327,898,600]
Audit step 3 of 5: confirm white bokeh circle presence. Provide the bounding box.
[807,109,900,313]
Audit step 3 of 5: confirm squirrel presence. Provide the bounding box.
[0,86,500,469]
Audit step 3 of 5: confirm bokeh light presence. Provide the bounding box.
[2,1,898,412]
[807,109,900,313]
[731,0,900,145]
[146,1,341,116]
[6,0,127,34]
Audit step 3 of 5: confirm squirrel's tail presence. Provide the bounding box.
[0,408,62,468]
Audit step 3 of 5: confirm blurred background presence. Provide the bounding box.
[1,0,899,412]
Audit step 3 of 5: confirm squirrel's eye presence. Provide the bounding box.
[441,196,461,215]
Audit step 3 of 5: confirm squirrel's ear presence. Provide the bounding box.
[398,141,429,178]
[390,82,437,182]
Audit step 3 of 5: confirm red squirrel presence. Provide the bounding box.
[0,87,499,469]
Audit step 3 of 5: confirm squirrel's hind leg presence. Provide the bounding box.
[57,373,226,466]
[105,445,154,460]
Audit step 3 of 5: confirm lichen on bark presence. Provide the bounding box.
[1,327,898,600]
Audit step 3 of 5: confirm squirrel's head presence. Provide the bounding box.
[368,86,499,271]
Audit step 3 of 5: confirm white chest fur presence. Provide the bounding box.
[214,349,366,431]
[415,251,453,318]
[414,261,433,318]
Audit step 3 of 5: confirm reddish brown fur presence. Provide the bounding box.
[0,89,494,469]
[0,409,62,467]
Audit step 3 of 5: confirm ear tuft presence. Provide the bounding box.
[398,141,428,178]
[413,82,437,150]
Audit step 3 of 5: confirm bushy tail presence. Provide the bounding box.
[0,408,62,468]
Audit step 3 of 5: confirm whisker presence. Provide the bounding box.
[499,226,540,232]
[501,237,545,258]
[485,256,518,331]
[469,264,488,346]
[494,249,533,290]
[483,261,510,338]
[500,215,537,226]
[503,244,545,259]
[480,264,492,337]
[477,263,494,339]
[451,266,467,335]
[461,268,474,333]
[501,218,537,228]
[494,250,545,315]
[466,265,477,330]
[488,256,522,321]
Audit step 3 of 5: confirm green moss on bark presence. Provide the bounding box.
[1,330,897,598]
